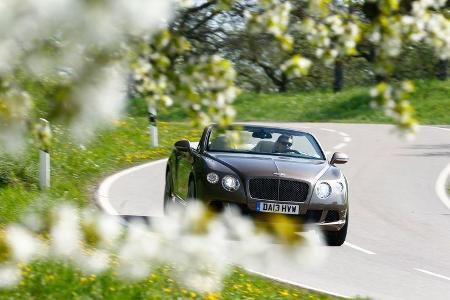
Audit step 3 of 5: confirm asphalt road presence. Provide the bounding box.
[97,123,450,300]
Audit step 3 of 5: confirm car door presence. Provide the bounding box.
[174,147,194,200]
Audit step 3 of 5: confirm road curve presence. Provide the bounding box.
[97,123,450,300]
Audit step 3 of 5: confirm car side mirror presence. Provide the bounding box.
[174,139,191,152]
[330,152,349,165]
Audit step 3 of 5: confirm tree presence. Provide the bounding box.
[437,59,448,80]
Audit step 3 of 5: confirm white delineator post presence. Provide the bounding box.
[38,118,51,189]
[39,148,50,189]
[148,103,158,147]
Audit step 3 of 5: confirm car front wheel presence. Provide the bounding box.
[324,213,348,246]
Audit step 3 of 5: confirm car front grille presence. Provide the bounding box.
[248,178,309,202]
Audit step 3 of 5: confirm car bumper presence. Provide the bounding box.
[203,198,347,231]
[198,180,348,231]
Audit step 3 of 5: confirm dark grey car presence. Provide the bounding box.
[165,124,349,246]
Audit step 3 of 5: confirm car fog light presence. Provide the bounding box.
[336,182,345,193]
[316,182,332,199]
[206,172,219,184]
[222,175,240,191]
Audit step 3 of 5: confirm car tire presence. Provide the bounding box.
[187,178,196,199]
[164,171,174,214]
[324,212,348,246]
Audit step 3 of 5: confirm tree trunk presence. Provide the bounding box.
[255,61,289,93]
[437,59,448,81]
[333,60,344,92]
[277,73,288,93]
[278,84,287,93]
[375,73,386,83]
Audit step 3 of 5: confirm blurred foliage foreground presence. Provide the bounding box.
[0,0,448,298]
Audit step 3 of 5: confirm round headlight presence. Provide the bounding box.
[222,175,240,191]
[336,181,345,193]
[206,172,219,184]
[316,182,332,199]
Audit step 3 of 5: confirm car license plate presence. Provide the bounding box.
[256,202,299,215]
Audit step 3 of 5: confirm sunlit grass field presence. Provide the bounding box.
[129,79,449,125]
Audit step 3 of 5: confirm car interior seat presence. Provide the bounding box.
[209,135,232,151]
[252,140,275,153]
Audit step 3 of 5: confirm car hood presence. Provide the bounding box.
[207,152,329,183]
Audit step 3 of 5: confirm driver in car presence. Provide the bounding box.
[273,134,294,153]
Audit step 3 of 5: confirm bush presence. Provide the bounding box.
[0,153,38,188]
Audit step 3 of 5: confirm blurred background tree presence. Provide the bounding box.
[144,0,448,94]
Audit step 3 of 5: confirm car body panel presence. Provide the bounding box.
[174,151,192,199]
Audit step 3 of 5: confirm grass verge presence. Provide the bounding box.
[0,118,350,299]
[128,79,449,125]
[0,120,200,224]
[0,263,347,300]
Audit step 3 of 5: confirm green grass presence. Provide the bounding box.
[0,119,201,224]
[0,118,354,299]
[234,79,449,124]
[134,79,449,124]
[0,263,347,300]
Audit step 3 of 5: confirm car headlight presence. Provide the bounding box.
[336,181,345,193]
[316,182,332,199]
[206,172,219,184]
[222,175,240,192]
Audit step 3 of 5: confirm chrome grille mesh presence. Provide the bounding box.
[249,178,309,202]
[248,178,278,200]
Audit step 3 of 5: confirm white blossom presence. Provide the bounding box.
[0,0,174,148]
[50,204,82,258]
[115,221,160,280]
[70,66,127,141]
[0,265,21,288]
[76,250,110,275]
[5,225,44,263]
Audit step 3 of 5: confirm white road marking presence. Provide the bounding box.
[344,242,376,255]
[307,127,352,152]
[333,143,347,150]
[435,163,450,210]
[246,269,351,299]
[423,125,450,212]
[320,128,336,133]
[426,125,450,132]
[414,268,450,282]
[96,158,168,215]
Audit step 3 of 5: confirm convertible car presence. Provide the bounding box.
[164,124,349,246]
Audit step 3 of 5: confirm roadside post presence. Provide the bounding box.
[148,103,158,147]
[38,118,51,189]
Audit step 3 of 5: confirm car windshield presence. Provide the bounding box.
[207,126,325,160]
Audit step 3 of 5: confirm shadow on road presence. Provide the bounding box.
[399,143,450,157]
